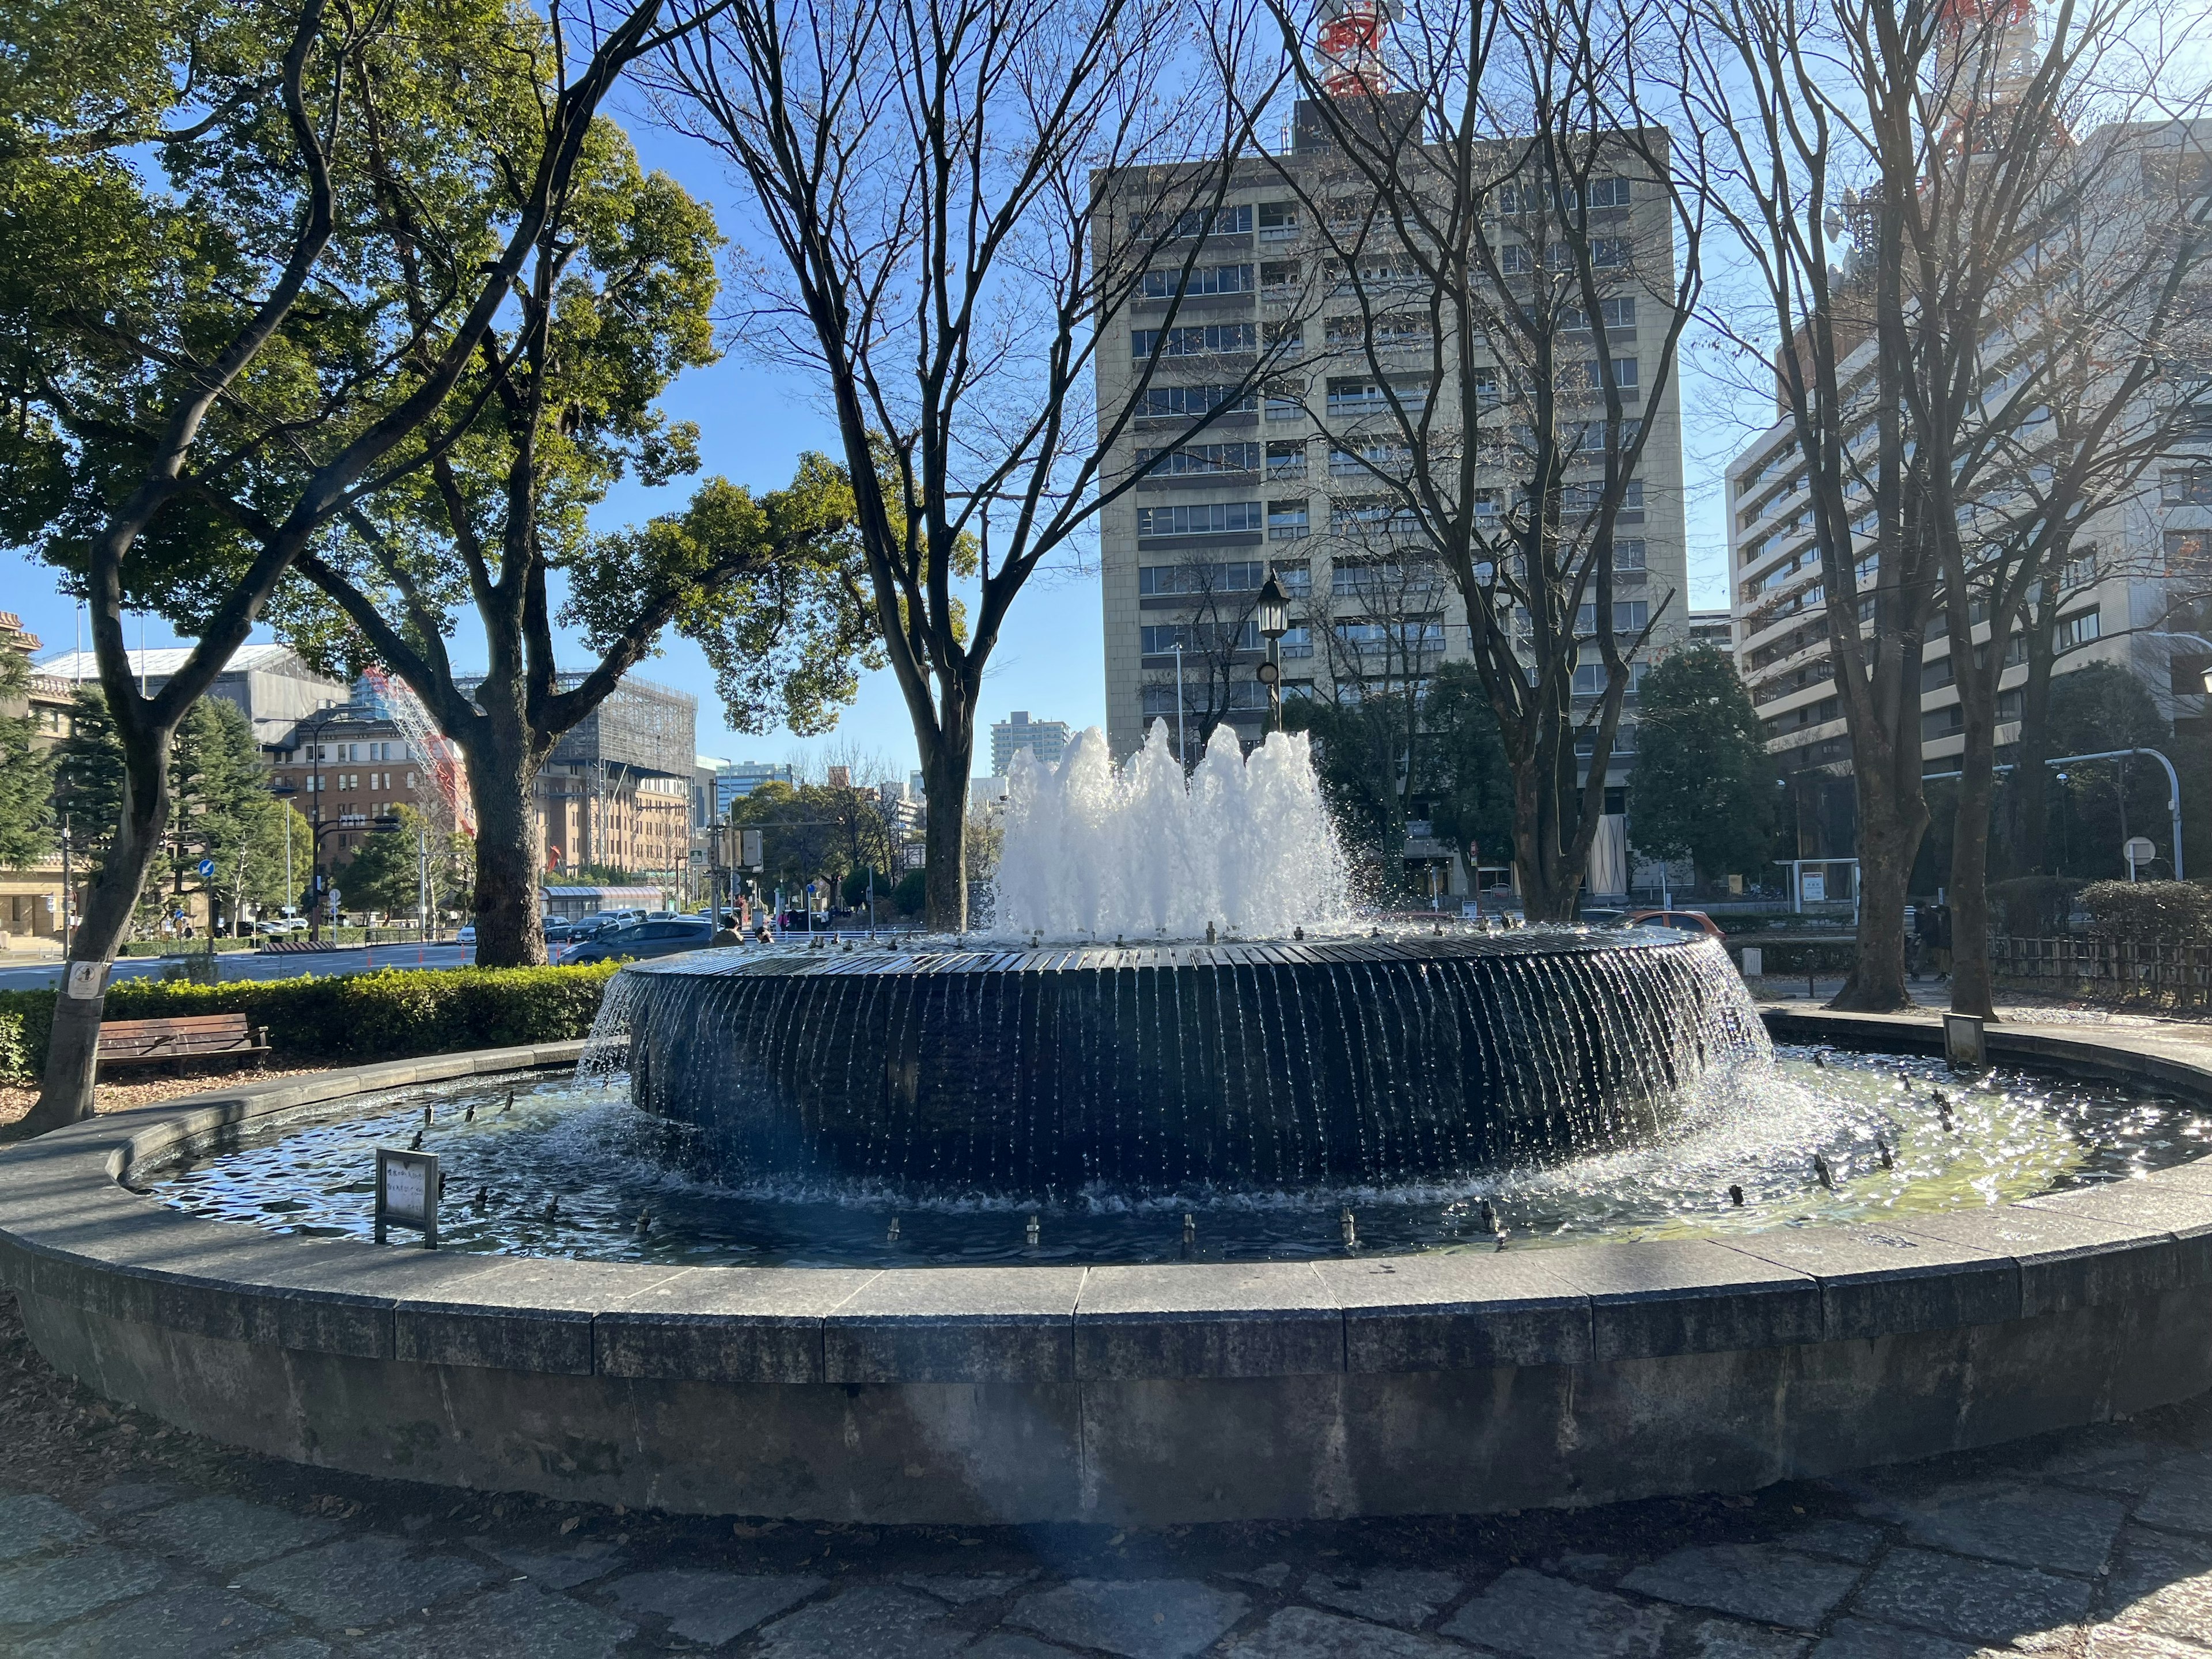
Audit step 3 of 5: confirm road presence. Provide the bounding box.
[0,942,476,993]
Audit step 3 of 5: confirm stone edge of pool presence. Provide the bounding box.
[0,1016,2203,1524]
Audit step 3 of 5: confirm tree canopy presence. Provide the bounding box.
[1628,646,1783,883]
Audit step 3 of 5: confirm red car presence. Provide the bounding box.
[1623,908,1727,939]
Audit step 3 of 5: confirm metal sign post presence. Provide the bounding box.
[1944,1013,1987,1073]
[374,1147,440,1247]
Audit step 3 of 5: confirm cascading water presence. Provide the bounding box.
[592,716,1775,1200]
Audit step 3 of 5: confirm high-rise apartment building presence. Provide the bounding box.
[1092,111,1691,897]
[1726,120,2211,870]
[713,760,796,817]
[991,711,1072,776]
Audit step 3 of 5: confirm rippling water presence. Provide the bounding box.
[142,1046,2211,1266]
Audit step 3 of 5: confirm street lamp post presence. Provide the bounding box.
[1169,642,1187,768]
[1255,573,1290,737]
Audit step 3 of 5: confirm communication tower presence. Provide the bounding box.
[1314,0,1394,98]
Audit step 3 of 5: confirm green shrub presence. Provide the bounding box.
[1988,876,2085,937]
[0,962,620,1082]
[893,869,927,914]
[2078,880,2212,945]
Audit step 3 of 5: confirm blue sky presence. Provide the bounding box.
[3,96,1753,778]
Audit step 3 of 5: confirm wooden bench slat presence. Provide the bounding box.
[96,1010,267,1067]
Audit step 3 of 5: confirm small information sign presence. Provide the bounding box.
[64,961,105,1000]
[374,1147,440,1247]
[1944,1012,1987,1073]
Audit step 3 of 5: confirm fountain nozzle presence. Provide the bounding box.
[1340,1207,1358,1249]
[1025,1214,1041,1248]
[1205,921,1217,945]
[887,1215,900,1244]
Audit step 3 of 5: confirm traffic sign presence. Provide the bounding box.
[196,858,215,878]
[2124,835,2157,879]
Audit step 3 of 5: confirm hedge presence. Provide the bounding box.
[0,961,622,1083]
[2078,880,2212,945]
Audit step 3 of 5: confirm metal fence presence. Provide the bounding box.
[1988,934,2212,1007]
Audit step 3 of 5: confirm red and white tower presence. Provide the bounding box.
[1314,0,1394,98]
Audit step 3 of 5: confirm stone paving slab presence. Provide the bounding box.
[0,1494,94,1562]
[1620,1542,1859,1630]
[603,1567,823,1645]
[2084,1626,2212,1657]
[351,1583,635,1659]
[1300,1565,1462,1628]
[2103,1525,2212,1647]
[1438,1567,1668,1658]
[1224,1604,1468,1657]
[966,1635,1085,1659]
[1684,1618,1810,1658]
[1807,1617,1988,1658]
[899,1570,1035,1604]
[128,1494,344,1571]
[233,1533,493,1630]
[18,1583,292,1658]
[0,1544,165,1630]
[752,1584,967,1658]
[1007,1577,1249,1658]
[2133,1451,2212,1536]
[1892,1483,2130,1574]
[1849,1546,2094,1646]
[485,1539,626,1590]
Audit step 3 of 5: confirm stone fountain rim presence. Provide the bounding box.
[1,1012,2209,1393]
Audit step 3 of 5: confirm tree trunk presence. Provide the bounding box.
[921,725,974,933]
[1832,770,1926,1012]
[463,719,548,969]
[2006,604,2061,876]
[21,732,173,1135]
[1950,744,1999,1019]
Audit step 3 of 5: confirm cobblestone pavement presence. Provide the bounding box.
[2,1300,2210,1657]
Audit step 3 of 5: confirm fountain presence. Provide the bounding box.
[11,719,2212,1529]
[611,724,1768,1198]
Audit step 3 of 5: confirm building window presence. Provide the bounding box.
[1135,502,1263,540]
[1141,622,1257,656]
[1260,260,1299,296]
[1562,297,1637,331]
[2160,466,2212,506]
[1263,378,1305,421]
[1265,440,1308,479]
[1136,442,1260,478]
[2055,607,2101,653]
[1258,202,1298,240]
[1267,499,1309,540]
[1132,384,1258,421]
[1278,624,1314,658]
[1138,559,1265,595]
[1263,320,1304,358]
[1132,322,1257,358]
[1138,263,1255,300]
[2166,530,2211,577]
[1615,538,1647,570]
[1147,203,1253,239]
[1271,560,1311,597]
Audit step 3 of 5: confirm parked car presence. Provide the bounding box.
[1623,908,1727,939]
[1578,907,1628,928]
[543,918,575,944]
[456,925,477,945]
[556,917,715,965]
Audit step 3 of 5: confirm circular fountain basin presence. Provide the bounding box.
[616,930,1766,1196]
[5,1017,2212,1528]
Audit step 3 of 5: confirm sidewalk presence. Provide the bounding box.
[0,1288,2206,1656]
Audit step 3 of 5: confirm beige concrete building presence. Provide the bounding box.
[1092,112,1692,899]
[1725,119,2212,875]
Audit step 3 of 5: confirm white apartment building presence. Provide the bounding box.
[1725,127,2211,868]
[1092,109,1693,871]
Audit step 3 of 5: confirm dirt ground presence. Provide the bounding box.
[0,1063,345,1136]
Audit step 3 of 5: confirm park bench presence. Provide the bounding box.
[96,1012,271,1071]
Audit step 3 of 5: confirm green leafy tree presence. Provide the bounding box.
[3,0,690,1130]
[51,689,124,878]
[281,105,878,968]
[339,803,433,918]
[1422,663,1514,895]
[0,653,55,870]
[1628,646,1783,886]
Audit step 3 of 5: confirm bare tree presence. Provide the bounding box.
[1937,115,2212,1016]
[1132,548,1271,763]
[1241,0,1702,919]
[1680,0,2207,1012]
[649,0,1302,928]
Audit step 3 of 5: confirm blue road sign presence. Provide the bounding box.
[196,858,215,878]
